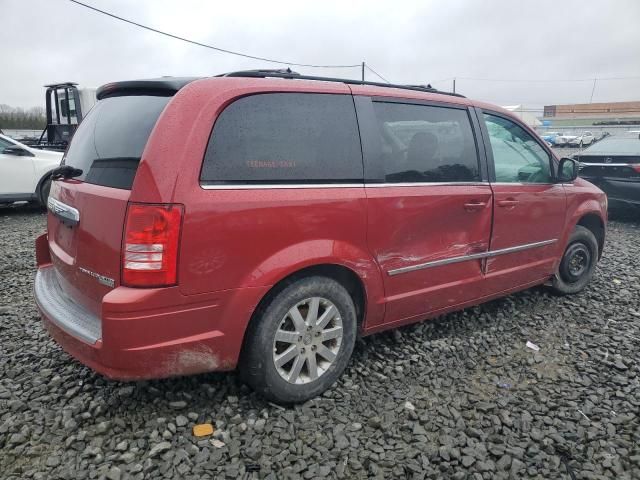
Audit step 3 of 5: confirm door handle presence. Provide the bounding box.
[464,201,487,212]
[497,198,519,208]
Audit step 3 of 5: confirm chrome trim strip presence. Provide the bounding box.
[387,239,557,276]
[201,183,364,190]
[490,182,555,186]
[47,197,80,226]
[579,162,634,167]
[365,182,490,188]
[201,182,490,190]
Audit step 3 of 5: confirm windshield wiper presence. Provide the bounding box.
[50,165,83,180]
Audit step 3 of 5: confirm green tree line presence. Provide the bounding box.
[0,105,46,130]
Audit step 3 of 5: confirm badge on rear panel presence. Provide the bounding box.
[78,267,115,288]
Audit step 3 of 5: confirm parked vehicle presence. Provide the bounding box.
[540,131,563,145]
[34,71,607,403]
[19,82,97,151]
[568,131,595,148]
[626,130,640,140]
[0,134,62,205]
[555,132,578,146]
[576,134,640,209]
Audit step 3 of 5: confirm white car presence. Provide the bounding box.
[0,134,63,205]
[554,132,577,146]
[567,131,595,148]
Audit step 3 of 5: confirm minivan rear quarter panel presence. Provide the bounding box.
[130,78,387,329]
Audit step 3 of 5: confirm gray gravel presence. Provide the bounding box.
[1,204,639,479]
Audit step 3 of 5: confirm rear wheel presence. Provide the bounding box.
[551,225,599,295]
[240,276,357,404]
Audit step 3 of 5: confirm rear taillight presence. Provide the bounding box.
[631,164,640,173]
[122,203,183,287]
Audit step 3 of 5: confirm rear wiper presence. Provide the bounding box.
[51,165,83,180]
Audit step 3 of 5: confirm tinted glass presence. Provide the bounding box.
[371,102,480,183]
[583,137,640,155]
[63,95,170,189]
[201,93,362,184]
[484,113,552,183]
[0,138,13,150]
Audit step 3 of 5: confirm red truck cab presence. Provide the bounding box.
[35,71,606,403]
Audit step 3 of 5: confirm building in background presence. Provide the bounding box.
[502,105,542,128]
[543,101,640,127]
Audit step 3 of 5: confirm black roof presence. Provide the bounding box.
[94,70,464,101]
[220,69,465,98]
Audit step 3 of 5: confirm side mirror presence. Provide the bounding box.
[2,146,33,157]
[557,157,579,182]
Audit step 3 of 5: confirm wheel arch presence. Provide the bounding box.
[238,262,374,367]
[35,169,55,204]
[576,212,605,259]
[256,263,367,325]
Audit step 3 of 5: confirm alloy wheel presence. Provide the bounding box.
[272,297,343,384]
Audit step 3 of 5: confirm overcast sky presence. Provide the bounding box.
[3,0,640,111]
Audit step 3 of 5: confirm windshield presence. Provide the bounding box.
[63,95,170,189]
[583,137,640,155]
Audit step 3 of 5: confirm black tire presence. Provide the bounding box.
[240,276,357,404]
[550,225,599,295]
[38,176,52,206]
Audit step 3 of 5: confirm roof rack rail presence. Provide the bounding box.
[44,82,78,88]
[219,68,300,77]
[218,69,465,98]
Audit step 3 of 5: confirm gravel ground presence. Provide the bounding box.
[1,205,639,480]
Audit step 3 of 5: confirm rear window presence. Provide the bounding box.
[201,93,363,184]
[583,137,640,155]
[63,95,170,189]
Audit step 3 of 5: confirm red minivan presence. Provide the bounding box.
[35,70,607,403]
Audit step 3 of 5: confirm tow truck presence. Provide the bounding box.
[23,82,96,151]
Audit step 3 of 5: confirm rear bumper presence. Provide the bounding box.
[35,267,102,344]
[39,311,228,380]
[35,240,269,380]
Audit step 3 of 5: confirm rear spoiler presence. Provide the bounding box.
[96,77,201,100]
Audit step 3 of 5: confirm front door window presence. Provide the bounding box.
[483,113,552,183]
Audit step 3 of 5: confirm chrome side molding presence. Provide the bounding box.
[200,181,491,190]
[579,162,633,167]
[47,197,80,226]
[387,239,558,276]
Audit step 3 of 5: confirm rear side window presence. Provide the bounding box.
[372,102,480,183]
[63,95,170,189]
[201,93,363,184]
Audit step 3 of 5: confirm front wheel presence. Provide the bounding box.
[550,225,599,295]
[240,276,357,404]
